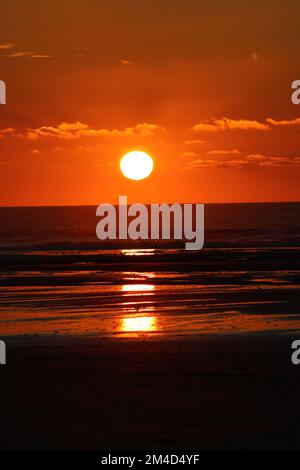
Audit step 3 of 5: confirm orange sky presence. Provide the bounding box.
[0,0,300,205]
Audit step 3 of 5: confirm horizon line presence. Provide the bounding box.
[0,200,299,209]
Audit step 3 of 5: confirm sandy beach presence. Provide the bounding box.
[1,333,299,450]
[1,207,300,450]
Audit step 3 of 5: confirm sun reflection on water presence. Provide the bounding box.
[121,249,155,256]
[121,284,155,292]
[121,316,157,333]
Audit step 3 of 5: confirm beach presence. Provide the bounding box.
[0,204,300,449]
[1,244,300,338]
[1,334,300,449]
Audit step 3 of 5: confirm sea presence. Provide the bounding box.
[0,202,300,338]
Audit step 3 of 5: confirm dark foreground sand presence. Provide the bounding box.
[1,333,300,450]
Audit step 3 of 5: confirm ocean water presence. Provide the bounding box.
[0,202,299,250]
[0,203,300,338]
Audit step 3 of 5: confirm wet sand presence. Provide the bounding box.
[1,247,300,449]
[1,333,300,449]
[1,248,300,338]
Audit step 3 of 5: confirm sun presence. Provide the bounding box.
[120,151,153,181]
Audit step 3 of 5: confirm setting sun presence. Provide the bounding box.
[120,151,154,181]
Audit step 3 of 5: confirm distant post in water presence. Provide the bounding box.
[0,340,6,365]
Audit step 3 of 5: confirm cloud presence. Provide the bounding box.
[192,122,220,132]
[6,51,52,58]
[246,154,300,167]
[193,117,270,132]
[131,122,164,135]
[30,149,42,155]
[187,153,300,169]
[0,43,15,50]
[25,121,165,140]
[188,159,248,169]
[1,43,53,59]
[120,59,130,65]
[266,118,300,126]
[193,116,300,133]
[0,122,164,141]
[26,122,86,140]
[5,51,35,58]
[245,154,267,161]
[207,149,240,156]
[0,128,17,138]
[180,151,199,158]
[30,54,53,59]
[184,139,205,145]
